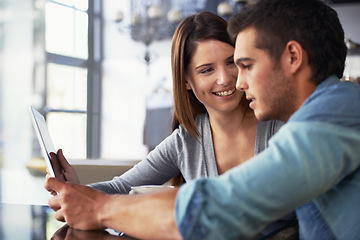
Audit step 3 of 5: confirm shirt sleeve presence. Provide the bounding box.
[89,130,182,194]
[175,121,360,239]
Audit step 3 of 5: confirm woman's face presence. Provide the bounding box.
[186,39,243,116]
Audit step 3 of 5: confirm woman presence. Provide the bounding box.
[50,12,295,239]
[52,12,281,196]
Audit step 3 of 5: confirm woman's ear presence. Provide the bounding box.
[185,77,192,90]
[186,83,192,90]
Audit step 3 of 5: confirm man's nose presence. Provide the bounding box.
[236,71,248,91]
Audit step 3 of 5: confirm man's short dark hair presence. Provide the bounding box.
[228,0,347,84]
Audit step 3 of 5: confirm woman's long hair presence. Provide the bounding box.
[170,12,251,186]
[171,12,251,138]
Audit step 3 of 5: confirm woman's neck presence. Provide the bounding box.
[208,107,255,136]
[207,107,258,175]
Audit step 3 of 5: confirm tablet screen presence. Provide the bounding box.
[30,106,56,177]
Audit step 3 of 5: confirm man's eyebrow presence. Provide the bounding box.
[235,57,252,66]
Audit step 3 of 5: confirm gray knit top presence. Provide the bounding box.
[90,113,284,194]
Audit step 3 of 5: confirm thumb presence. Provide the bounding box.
[57,149,71,167]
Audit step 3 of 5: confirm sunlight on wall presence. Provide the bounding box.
[0,0,33,168]
[101,0,173,159]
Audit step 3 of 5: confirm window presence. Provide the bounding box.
[45,1,88,59]
[37,0,102,159]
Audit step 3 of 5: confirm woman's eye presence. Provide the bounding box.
[228,59,235,65]
[199,68,213,74]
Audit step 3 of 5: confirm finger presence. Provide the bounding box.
[57,149,80,184]
[50,152,64,181]
[57,149,72,170]
[44,177,64,194]
[54,208,66,222]
[44,177,53,193]
[45,175,59,195]
[48,195,62,211]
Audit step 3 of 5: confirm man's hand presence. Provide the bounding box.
[44,177,182,239]
[45,177,108,230]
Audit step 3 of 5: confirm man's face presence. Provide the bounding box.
[234,27,296,122]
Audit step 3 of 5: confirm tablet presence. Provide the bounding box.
[29,106,56,177]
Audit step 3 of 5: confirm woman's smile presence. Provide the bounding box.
[213,88,236,97]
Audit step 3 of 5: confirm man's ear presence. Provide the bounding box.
[284,40,303,74]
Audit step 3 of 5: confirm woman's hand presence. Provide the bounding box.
[50,149,80,184]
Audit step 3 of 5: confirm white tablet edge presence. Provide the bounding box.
[29,106,56,177]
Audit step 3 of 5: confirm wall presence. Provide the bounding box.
[332,3,360,81]
[0,0,33,168]
[332,3,360,43]
[101,0,172,160]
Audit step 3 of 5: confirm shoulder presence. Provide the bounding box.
[194,113,210,128]
[172,113,209,144]
[177,113,210,138]
[290,76,360,130]
[306,77,360,110]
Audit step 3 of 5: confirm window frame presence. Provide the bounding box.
[43,0,103,159]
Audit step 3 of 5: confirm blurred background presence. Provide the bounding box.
[0,0,359,204]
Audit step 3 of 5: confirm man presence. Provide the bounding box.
[45,0,360,239]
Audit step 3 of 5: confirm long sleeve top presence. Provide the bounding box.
[90,114,283,194]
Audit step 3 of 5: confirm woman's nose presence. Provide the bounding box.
[216,69,232,86]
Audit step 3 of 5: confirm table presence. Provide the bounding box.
[0,203,136,240]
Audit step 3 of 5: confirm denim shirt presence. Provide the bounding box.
[175,75,360,240]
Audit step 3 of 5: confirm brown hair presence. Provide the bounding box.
[171,11,251,138]
[228,0,347,85]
